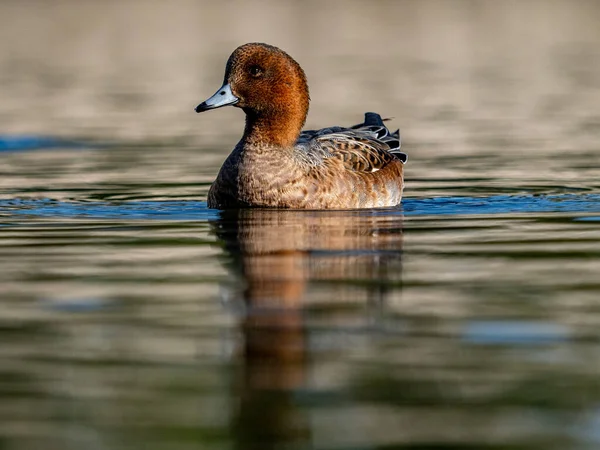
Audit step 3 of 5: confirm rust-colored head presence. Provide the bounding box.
[196,43,310,147]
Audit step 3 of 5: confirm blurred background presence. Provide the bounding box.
[1,1,600,449]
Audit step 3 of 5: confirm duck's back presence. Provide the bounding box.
[291,112,407,208]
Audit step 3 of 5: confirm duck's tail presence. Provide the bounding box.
[351,112,407,163]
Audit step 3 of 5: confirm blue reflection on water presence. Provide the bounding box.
[402,194,600,216]
[0,135,93,152]
[0,199,217,220]
[574,407,600,445]
[463,321,571,345]
[0,194,599,221]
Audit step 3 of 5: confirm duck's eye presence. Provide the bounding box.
[249,65,263,77]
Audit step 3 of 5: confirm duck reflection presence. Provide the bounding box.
[212,209,404,449]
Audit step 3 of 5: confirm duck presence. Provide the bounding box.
[195,43,407,209]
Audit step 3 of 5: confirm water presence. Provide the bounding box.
[2,1,600,449]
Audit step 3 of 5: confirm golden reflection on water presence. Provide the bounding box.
[213,209,403,448]
[215,209,403,360]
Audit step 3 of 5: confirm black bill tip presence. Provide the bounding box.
[195,102,209,113]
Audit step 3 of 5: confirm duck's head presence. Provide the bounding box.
[196,43,310,146]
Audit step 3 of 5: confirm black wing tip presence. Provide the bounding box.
[364,112,385,127]
[393,151,408,163]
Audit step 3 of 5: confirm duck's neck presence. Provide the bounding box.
[242,108,307,149]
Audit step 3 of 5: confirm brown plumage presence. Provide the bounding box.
[195,43,407,209]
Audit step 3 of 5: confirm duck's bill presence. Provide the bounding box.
[195,83,239,112]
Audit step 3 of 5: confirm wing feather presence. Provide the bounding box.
[295,112,407,171]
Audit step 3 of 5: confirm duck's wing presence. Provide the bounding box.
[296,112,407,172]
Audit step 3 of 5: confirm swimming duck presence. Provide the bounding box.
[195,43,407,209]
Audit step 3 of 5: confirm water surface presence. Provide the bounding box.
[2,1,600,449]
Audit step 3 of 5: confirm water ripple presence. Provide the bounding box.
[1,193,599,221]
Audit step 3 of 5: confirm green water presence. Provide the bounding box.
[1,144,599,449]
[2,1,600,449]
